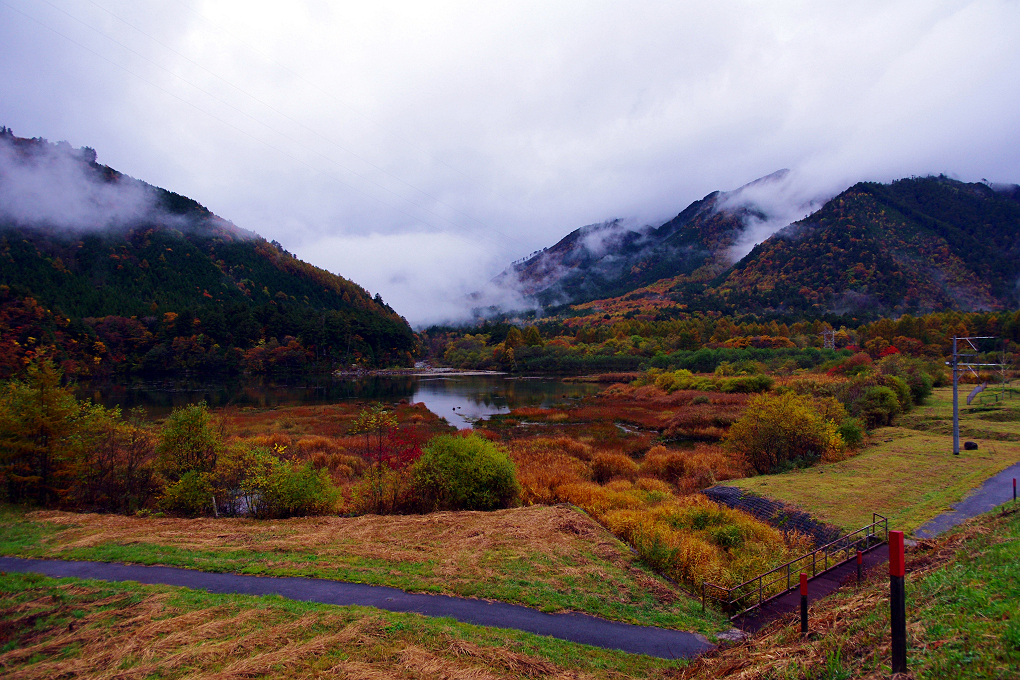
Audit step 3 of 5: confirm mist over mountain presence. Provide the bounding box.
[488,172,1020,321]
[490,170,819,309]
[0,129,416,374]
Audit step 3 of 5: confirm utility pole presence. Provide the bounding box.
[948,336,998,456]
[952,336,959,456]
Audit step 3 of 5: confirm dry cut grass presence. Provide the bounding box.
[17,503,720,631]
[0,574,683,679]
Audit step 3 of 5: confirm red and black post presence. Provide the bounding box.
[800,572,808,636]
[889,530,907,673]
[857,549,863,585]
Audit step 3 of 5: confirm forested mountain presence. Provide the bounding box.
[499,174,1020,322]
[0,128,416,376]
[498,170,792,306]
[710,176,1020,315]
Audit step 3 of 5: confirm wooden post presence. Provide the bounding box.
[889,530,907,673]
[800,572,808,636]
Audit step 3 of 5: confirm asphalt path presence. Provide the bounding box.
[914,460,1020,538]
[0,556,712,660]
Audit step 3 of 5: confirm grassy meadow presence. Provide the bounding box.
[729,386,1020,532]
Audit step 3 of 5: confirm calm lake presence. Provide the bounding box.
[76,374,602,425]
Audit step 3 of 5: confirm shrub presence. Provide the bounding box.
[882,375,913,412]
[854,386,901,427]
[158,470,214,517]
[906,370,934,404]
[508,442,589,505]
[837,418,865,448]
[254,460,339,519]
[214,444,339,518]
[591,452,639,483]
[640,446,688,485]
[294,435,343,456]
[156,403,222,482]
[725,392,841,474]
[410,434,519,511]
[69,409,158,513]
[718,375,774,393]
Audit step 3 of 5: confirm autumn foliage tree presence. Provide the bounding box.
[0,356,82,504]
[725,392,843,474]
[349,403,421,513]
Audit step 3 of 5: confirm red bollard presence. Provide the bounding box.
[800,572,808,635]
[1014,478,1016,504]
[889,531,907,673]
[857,549,863,585]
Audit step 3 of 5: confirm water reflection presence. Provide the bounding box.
[76,374,600,423]
[413,376,598,426]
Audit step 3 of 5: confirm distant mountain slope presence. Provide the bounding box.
[0,128,415,371]
[497,170,794,306]
[711,176,1020,315]
[498,173,1020,322]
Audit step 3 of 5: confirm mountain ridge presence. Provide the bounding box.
[0,128,416,373]
[492,172,1020,322]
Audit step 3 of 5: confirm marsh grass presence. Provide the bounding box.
[0,572,690,679]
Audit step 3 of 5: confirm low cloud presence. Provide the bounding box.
[0,132,156,230]
[719,169,831,260]
[293,231,533,327]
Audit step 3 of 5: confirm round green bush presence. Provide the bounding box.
[837,417,865,447]
[158,470,214,517]
[411,434,520,511]
[254,460,338,519]
[854,386,901,427]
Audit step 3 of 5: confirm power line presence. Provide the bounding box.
[80,0,529,250]
[171,0,544,223]
[28,0,519,254]
[0,0,491,256]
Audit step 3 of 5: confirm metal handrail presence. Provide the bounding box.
[702,513,888,617]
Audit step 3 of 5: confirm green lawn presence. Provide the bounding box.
[728,386,1020,533]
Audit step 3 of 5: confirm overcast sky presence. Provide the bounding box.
[2,0,1019,325]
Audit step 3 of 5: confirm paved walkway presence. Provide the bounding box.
[730,461,1020,631]
[914,461,1020,538]
[0,556,712,660]
[732,545,888,633]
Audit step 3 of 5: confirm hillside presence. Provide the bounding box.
[0,128,416,375]
[500,174,1020,322]
[710,176,1020,315]
[498,170,793,307]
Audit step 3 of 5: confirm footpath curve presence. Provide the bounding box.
[711,462,1020,631]
[914,460,1020,538]
[0,556,712,660]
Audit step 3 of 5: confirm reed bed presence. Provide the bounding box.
[506,435,804,591]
